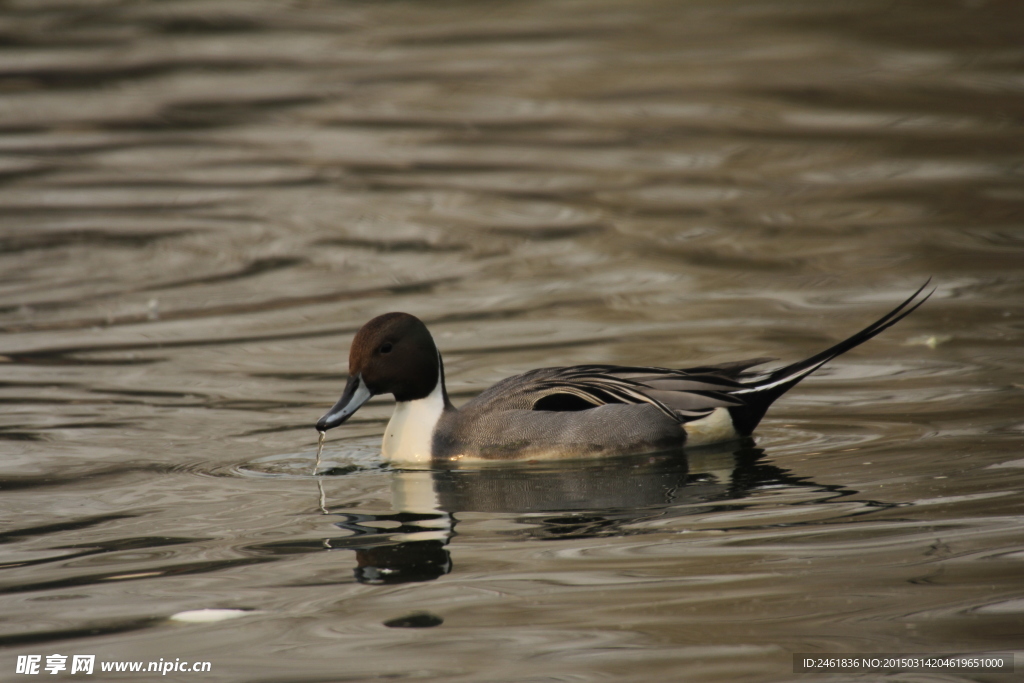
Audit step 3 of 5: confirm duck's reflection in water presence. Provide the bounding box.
[262,444,842,585]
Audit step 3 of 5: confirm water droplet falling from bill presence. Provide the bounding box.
[313,430,325,476]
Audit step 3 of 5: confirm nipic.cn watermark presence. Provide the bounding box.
[15,655,212,675]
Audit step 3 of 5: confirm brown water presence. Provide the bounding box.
[2,0,1023,681]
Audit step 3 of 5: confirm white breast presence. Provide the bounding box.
[381,381,446,467]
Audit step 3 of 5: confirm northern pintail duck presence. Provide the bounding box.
[316,283,932,466]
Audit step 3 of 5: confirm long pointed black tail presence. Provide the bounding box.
[727,281,934,435]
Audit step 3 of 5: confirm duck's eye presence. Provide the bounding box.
[379,342,393,354]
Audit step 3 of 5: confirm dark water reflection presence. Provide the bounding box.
[258,445,865,587]
[2,0,1023,680]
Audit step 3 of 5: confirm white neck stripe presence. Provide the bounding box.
[381,360,445,467]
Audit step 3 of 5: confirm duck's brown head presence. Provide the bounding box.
[316,313,441,432]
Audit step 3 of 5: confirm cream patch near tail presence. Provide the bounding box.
[682,407,740,447]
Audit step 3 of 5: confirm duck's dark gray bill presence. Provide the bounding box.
[316,375,371,431]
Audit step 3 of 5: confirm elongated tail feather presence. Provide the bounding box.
[727,281,934,435]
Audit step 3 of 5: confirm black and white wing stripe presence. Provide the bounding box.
[527,364,752,423]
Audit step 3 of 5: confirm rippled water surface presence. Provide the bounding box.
[2,0,1023,681]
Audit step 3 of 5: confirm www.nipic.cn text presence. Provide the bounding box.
[16,655,212,675]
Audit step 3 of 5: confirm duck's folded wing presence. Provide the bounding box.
[510,364,752,423]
